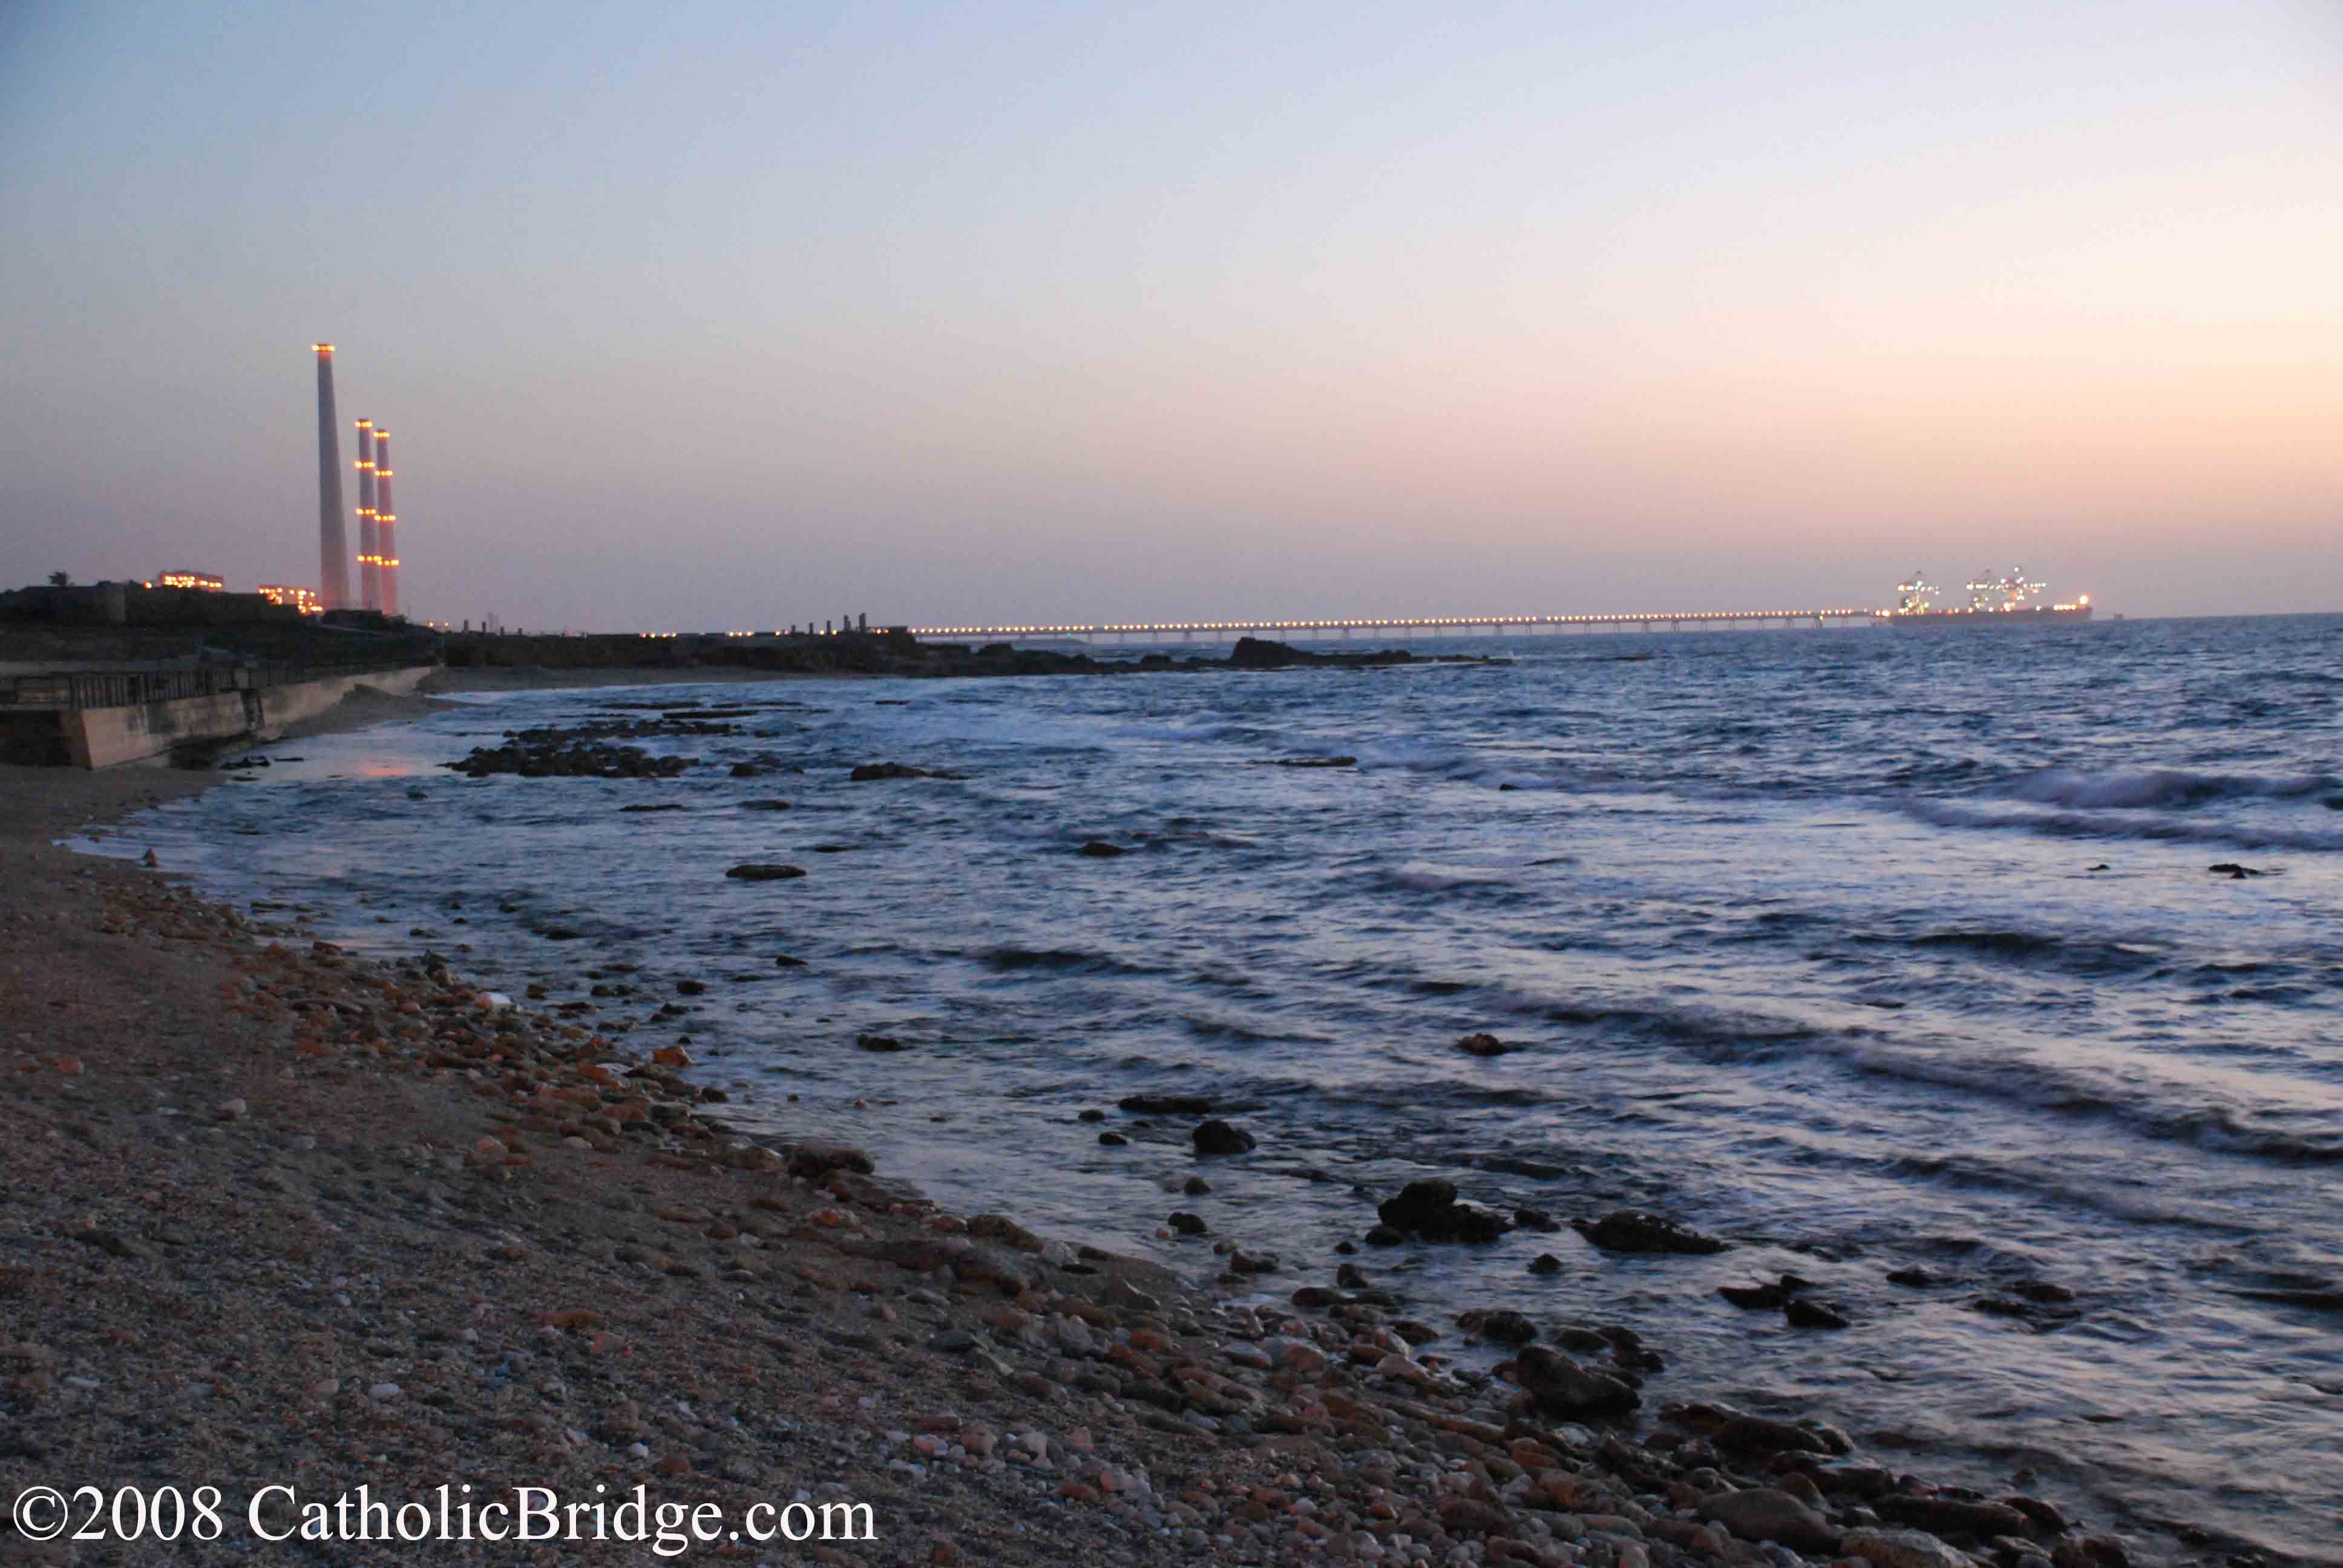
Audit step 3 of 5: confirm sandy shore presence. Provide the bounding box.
[422,666,854,694]
[0,756,2180,1567]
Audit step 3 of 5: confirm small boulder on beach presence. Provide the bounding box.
[1510,1344,1640,1416]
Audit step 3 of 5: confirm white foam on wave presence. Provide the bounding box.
[2010,767,2335,811]
[1907,798,2343,854]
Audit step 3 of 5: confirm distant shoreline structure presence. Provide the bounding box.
[1879,567,2094,625]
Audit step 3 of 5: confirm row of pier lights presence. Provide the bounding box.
[903,609,1883,641]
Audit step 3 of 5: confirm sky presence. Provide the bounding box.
[2,0,2338,628]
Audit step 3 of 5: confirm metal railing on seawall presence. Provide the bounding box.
[0,659,432,713]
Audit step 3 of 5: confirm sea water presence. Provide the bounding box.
[86,613,2343,1561]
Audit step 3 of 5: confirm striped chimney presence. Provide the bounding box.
[373,428,399,618]
[355,418,379,611]
[313,345,349,610]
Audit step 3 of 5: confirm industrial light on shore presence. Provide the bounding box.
[355,418,379,611]
[372,426,400,618]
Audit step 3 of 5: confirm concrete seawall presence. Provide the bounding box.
[64,665,439,769]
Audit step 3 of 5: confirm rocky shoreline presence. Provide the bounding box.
[1,763,2271,1567]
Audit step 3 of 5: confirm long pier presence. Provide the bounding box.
[907,609,1881,643]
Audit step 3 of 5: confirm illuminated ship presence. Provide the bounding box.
[1878,569,2092,624]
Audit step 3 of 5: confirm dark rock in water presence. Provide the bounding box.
[1719,1282,1787,1310]
[1097,1131,1127,1147]
[2326,797,2343,811]
[541,927,583,941]
[2014,1279,2077,1303]
[1885,1266,1940,1287]
[729,762,763,777]
[1229,636,1316,670]
[1168,1212,1207,1235]
[726,863,805,881]
[1784,1297,1851,1329]
[675,979,707,995]
[1455,1031,1511,1057]
[1335,1262,1369,1289]
[1077,1108,1104,1122]
[1334,1240,1356,1255]
[1191,1119,1255,1155]
[1463,1308,1539,1345]
[1377,1178,1506,1243]
[1183,1175,1210,1195]
[1697,1489,1839,1553]
[739,798,792,811]
[855,1033,905,1052]
[1513,1207,1560,1232]
[1712,1413,1830,1455]
[620,802,687,812]
[787,1142,874,1177]
[1363,1224,1404,1247]
[2229,1286,2343,1310]
[1875,1494,2031,1540]
[2087,862,2109,871]
[1378,1178,1457,1232]
[1971,1295,2036,1318]
[1392,1319,1440,1345]
[1261,755,1357,768]
[1530,1253,1564,1276]
[1511,1344,1640,1417]
[1119,1093,1211,1115]
[1575,1209,1728,1255]
[1078,840,1127,858]
[850,762,968,782]
[773,953,807,967]
[2208,861,2266,878]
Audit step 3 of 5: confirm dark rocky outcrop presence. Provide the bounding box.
[1573,1209,1728,1255]
[1191,1119,1255,1155]
[1377,1179,1507,1244]
[850,762,968,782]
[1118,1094,1211,1115]
[724,863,805,881]
[1510,1344,1640,1417]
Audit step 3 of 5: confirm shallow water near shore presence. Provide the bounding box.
[82,614,2343,1562]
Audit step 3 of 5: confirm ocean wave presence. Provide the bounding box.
[2008,767,2336,811]
[1906,799,2343,853]
[1841,1043,2343,1164]
[1896,927,2166,976]
[972,945,1161,977]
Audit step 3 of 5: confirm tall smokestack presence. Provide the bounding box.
[373,428,400,618]
[355,418,379,610]
[313,344,349,610]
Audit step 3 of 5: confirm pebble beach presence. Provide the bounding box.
[2,664,2295,1567]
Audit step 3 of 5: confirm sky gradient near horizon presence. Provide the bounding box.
[3,1,2339,627]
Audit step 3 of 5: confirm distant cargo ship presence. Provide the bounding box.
[1878,569,2093,625]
